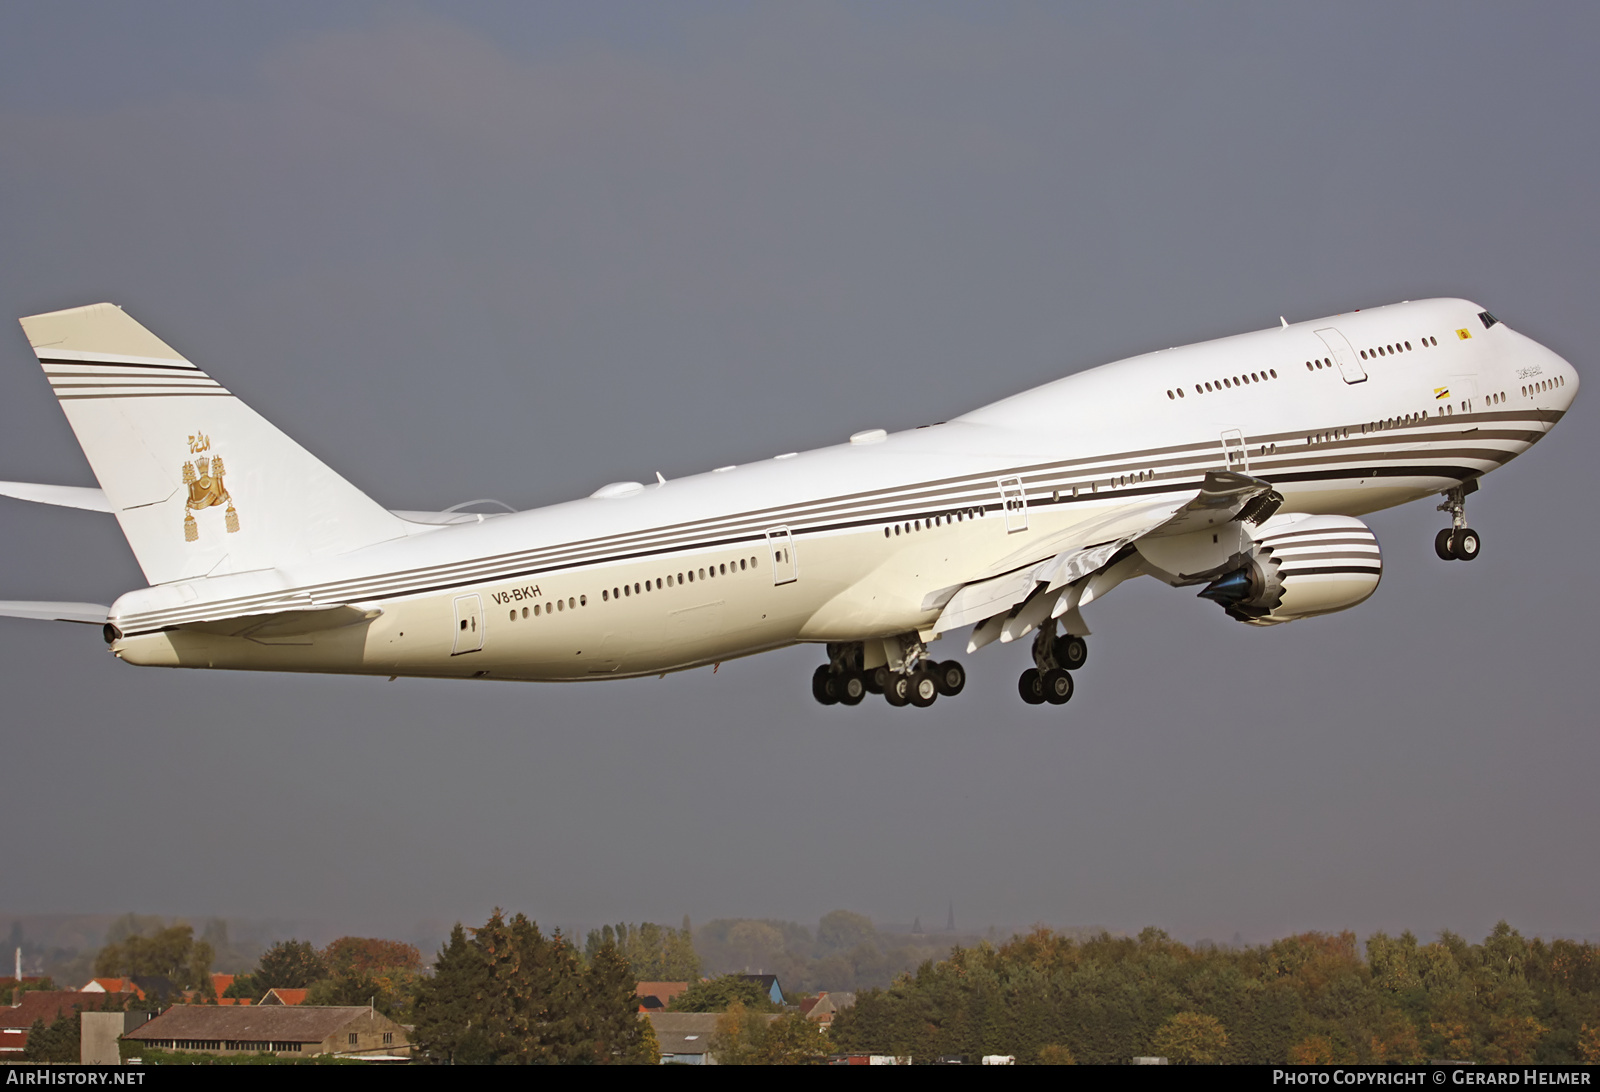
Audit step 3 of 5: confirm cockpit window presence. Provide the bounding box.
[1479,311,1500,329]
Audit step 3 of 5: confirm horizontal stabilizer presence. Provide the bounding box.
[0,481,113,512]
[0,600,109,624]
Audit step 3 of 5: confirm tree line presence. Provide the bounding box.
[830,924,1600,1064]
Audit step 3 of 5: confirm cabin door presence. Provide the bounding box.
[452,593,484,654]
[765,527,798,585]
[1220,429,1249,474]
[998,476,1028,532]
[1314,327,1367,384]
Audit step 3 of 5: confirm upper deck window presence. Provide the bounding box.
[1479,311,1500,329]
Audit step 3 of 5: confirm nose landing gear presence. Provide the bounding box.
[1435,481,1482,562]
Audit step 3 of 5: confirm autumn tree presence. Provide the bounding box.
[1150,1012,1229,1064]
[307,936,424,1016]
[706,1003,824,1064]
[1577,1024,1600,1065]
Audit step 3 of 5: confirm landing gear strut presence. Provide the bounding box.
[1435,481,1482,562]
[1018,624,1084,707]
[812,638,965,710]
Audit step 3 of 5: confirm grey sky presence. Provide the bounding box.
[2,3,1595,946]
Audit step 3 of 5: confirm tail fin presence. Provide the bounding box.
[20,303,405,585]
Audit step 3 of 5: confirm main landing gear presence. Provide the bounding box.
[1018,624,1086,707]
[1434,481,1482,562]
[811,639,966,709]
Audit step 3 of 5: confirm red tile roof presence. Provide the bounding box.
[0,991,127,1032]
[259,988,309,1006]
[634,981,689,1007]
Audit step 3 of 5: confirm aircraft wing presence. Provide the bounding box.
[929,471,1282,650]
[0,600,110,624]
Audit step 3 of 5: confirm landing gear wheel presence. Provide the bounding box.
[1042,668,1075,705]
[1018,668,1046,705]
[934,660,966,697]
[884,674,911,707]
[1434,528,1456,561]
[908,669,939,708]
[1451,527,1481,561]
[812,664,839,705]
[1057,635,1088,671]
[837,671,866,706]
[865,667,886,695]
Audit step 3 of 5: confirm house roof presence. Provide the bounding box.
[0,991,127,1032]
[82,976,175,1001]
[645,1012,780,1060]
[126,1005,395,1044]
[259,988,309,1006]
[634,981,689,1006]
[809,991,856,1018]
[645,1013,721,1057]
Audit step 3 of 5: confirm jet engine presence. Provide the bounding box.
[1198,513,1382,625]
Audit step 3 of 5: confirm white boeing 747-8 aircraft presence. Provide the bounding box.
[0,299,1578,707]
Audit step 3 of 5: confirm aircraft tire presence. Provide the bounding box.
[1018,668,1046,705]
[909,670,939,708]
[1057,635,1088,671]
[866,666,887,695]
[838,671,866,706]
[1043,668,1075,705]
[1434,528,1456,561]
[812,664,839,705]
[884,674,911,707]
[934,660,966,696]
[1452,527,1481,561]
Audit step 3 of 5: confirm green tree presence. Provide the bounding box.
[817,911,877,956]
[411,923,493,1064]
[94,922,213,992]
[21,1003,100,1065]
[413,910,650,1064]
[254,939,327,990]
[583,921,701,982]
[754,1012,829,1064]
[584,934,656,1063]
[667,974,779,1013]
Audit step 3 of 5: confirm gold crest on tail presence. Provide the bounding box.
[181,432,240,541]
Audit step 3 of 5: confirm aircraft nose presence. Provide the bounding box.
[1549,349,1579,409]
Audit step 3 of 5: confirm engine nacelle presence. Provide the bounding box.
[1198,513,1382,626]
